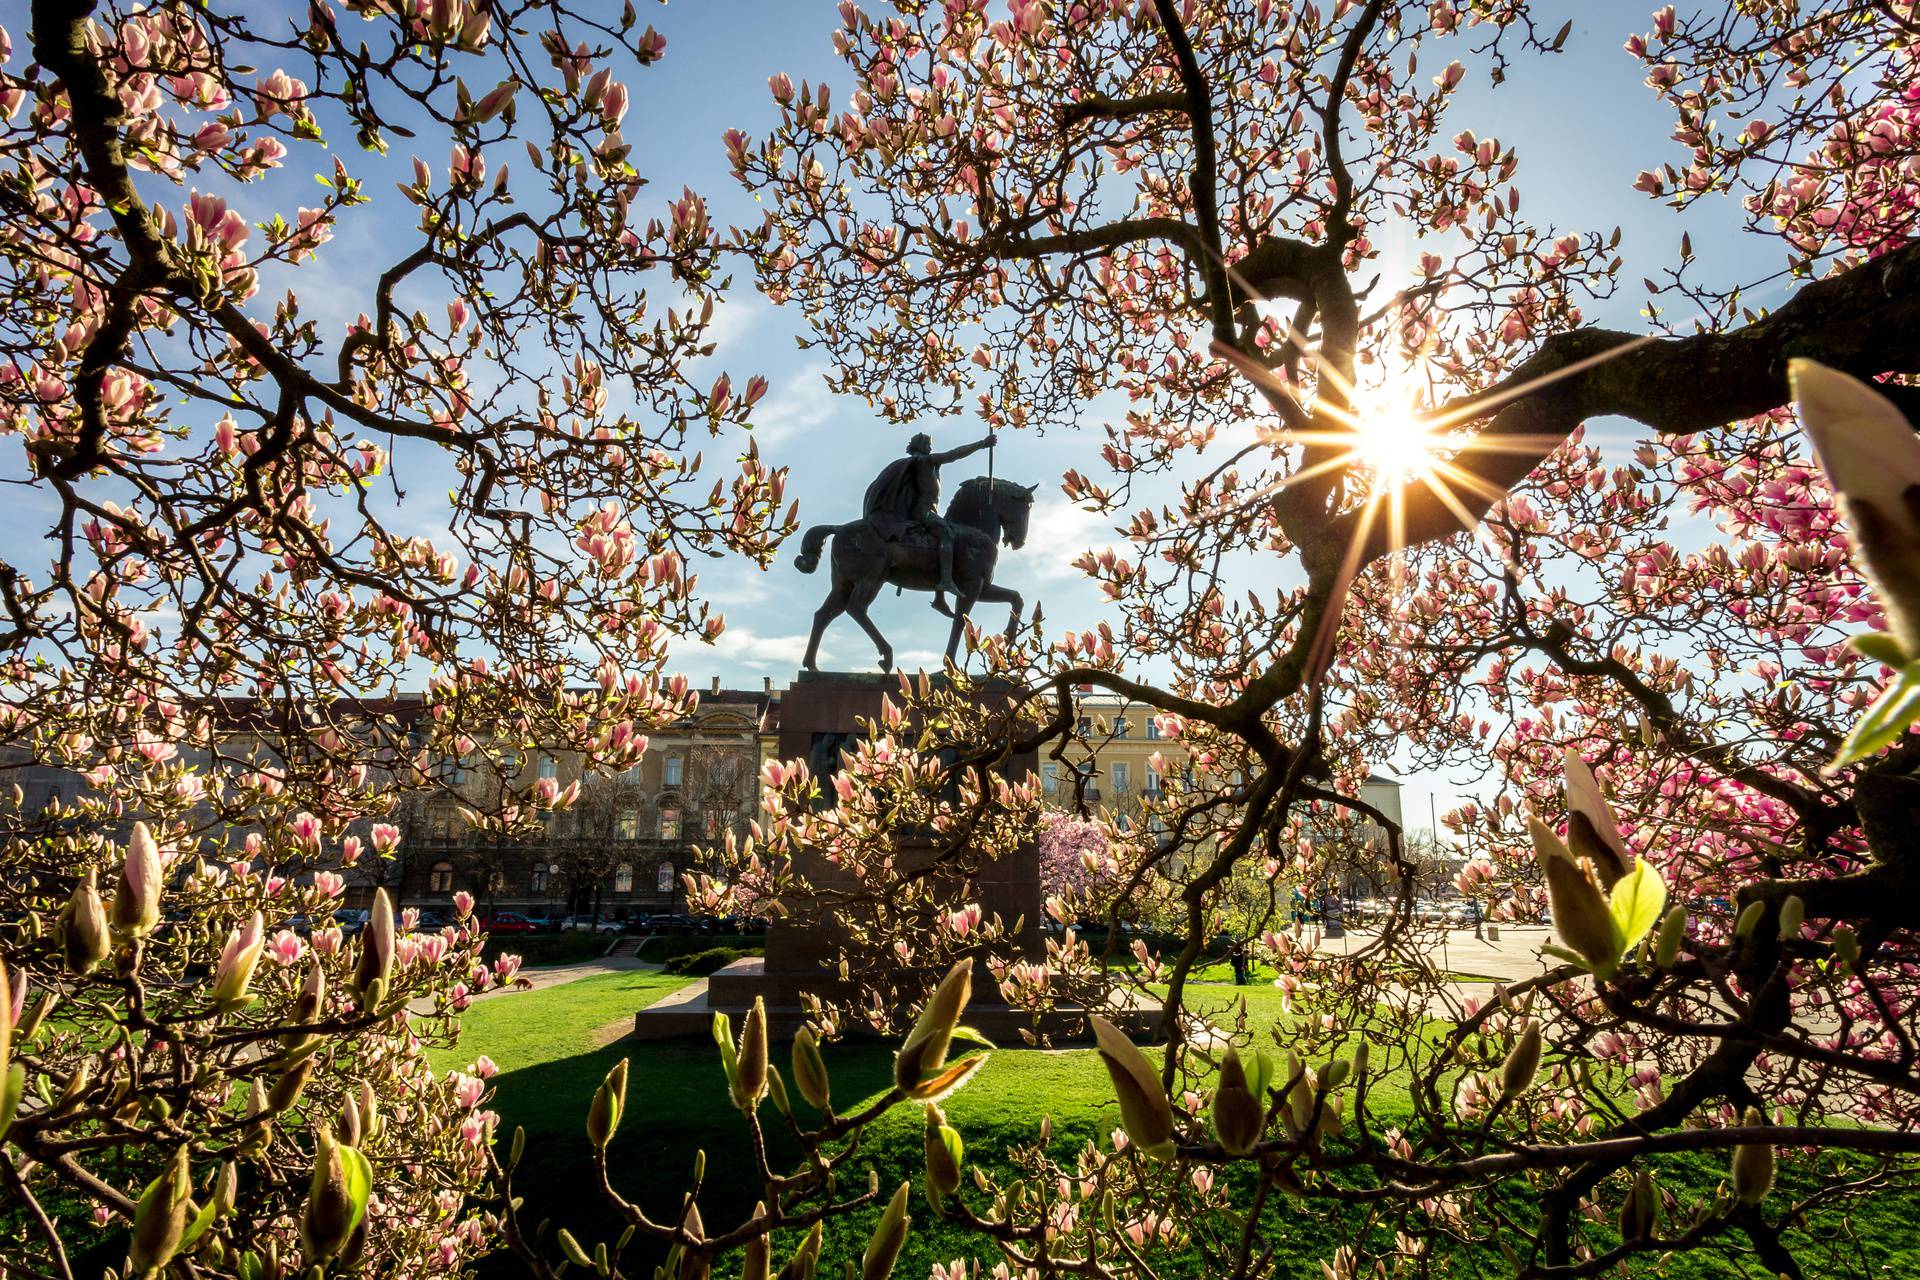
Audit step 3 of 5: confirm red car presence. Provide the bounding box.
[482,912,540,935]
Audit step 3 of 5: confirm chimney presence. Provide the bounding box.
[710,676,721,695]
[763,676,772,693]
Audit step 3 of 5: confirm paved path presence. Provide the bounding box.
[1319,923,1559,984]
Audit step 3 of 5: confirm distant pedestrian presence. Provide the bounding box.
[1228,941,1249,986]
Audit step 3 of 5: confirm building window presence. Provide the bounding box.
[1145,769,1162,794]
[614,863,633,893]
[1077,714,1092,736]
[659,807,681,841]
[429,861,454,893]
[664,755,683,786]
[531,864,549,894]
[487,869,506,892]
[616,808,638,839]
[538,754,558,780]
[657,861,675,895]
[1114,718,1131,738]
[427,804,457,840]
[1146,720,1161,740]
[1042,764,1058,794]
[1110,762,1130,794]
[704,809,724,839]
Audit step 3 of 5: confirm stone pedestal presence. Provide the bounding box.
[634,672,1158,1041]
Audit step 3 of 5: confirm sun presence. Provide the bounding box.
[1351,394,1442,488]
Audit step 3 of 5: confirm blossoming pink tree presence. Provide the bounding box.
[718,2,1920,1276]
[0,1,789,1275]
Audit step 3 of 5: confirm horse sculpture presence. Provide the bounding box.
[794,476,1036,672]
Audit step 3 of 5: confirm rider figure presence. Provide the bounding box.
[862,429,996,614]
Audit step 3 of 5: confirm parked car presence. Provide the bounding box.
[621,914,656,935]
[482,912,540,935]
[560,915,623,934]
[413,909,451,931]
[522,912,561,933]
[1443,900,1481,926]
[334,908,370,936]
[646,913,710,935]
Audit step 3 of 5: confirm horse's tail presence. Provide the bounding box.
[793,523,840,574]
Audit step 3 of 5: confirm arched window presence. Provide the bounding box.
[657,861,675,895]
[616,808,638,839]
[614,863,633,893]
[530,864,549,894]
[429,861,454,893]
[663,754,683,786]
[659,807,681,841]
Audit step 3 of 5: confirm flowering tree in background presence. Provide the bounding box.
[719,2,1920,1277]
[0,0,789,1275]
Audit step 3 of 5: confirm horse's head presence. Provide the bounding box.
[947,477,1040,547]
[999,480,1038,548]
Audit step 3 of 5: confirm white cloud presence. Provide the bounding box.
[704,624,816,670]
[1021,498,1115,581]
[747,359,838,447]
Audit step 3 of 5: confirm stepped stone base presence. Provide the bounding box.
[632,957,1163,1043]
[632,672,1162,1045]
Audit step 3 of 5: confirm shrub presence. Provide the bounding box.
[661,946,760,977]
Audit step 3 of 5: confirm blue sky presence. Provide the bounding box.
[4,2,1790,832]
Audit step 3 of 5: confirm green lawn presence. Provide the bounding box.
[437,972,1920,1280]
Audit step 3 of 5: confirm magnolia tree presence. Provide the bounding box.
[690,1,1920,1277]
[0,0,790,1276]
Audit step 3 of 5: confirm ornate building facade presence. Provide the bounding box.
[394,680,774,920]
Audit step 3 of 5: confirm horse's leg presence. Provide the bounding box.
[803,551,851,672]
[846,582,893,673]
[973,582,1025,642]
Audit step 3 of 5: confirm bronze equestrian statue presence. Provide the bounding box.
[795,430,1036,672]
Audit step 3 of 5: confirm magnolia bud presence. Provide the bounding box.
[129,1147,193,1275]
[742,1205,771,1280]
[301,1131,367,1264]
[211,911,265,1009]
[1734,900,1765,939]
[733,997,769,1110]
[588,1057,629,1148]
[1791,358,1920,657]
[862,1181,911,1280]
[1778,894,1805,939]
[111,822,164,939]
[923,1105,964,1210]
[1534,818,1620,975]
[1731,1107,1775,1204]
[286,962,326,1050]
[1834,923,1860,968]
[1500,1024,1543,1100]
[353,889,395,1006]
[792,1026,831,1112]
[62,869,111,974]
[1089,1014,1176,1159]
[1654,905,1687,968]
[1561,749,1632,886]
[0,959,18,1143]
[678,1203,711,1280]
[269,1056,315,1112]
[1210,1047,1265,1156]
[776,1222,823,1280]
[894,960,974,1099]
